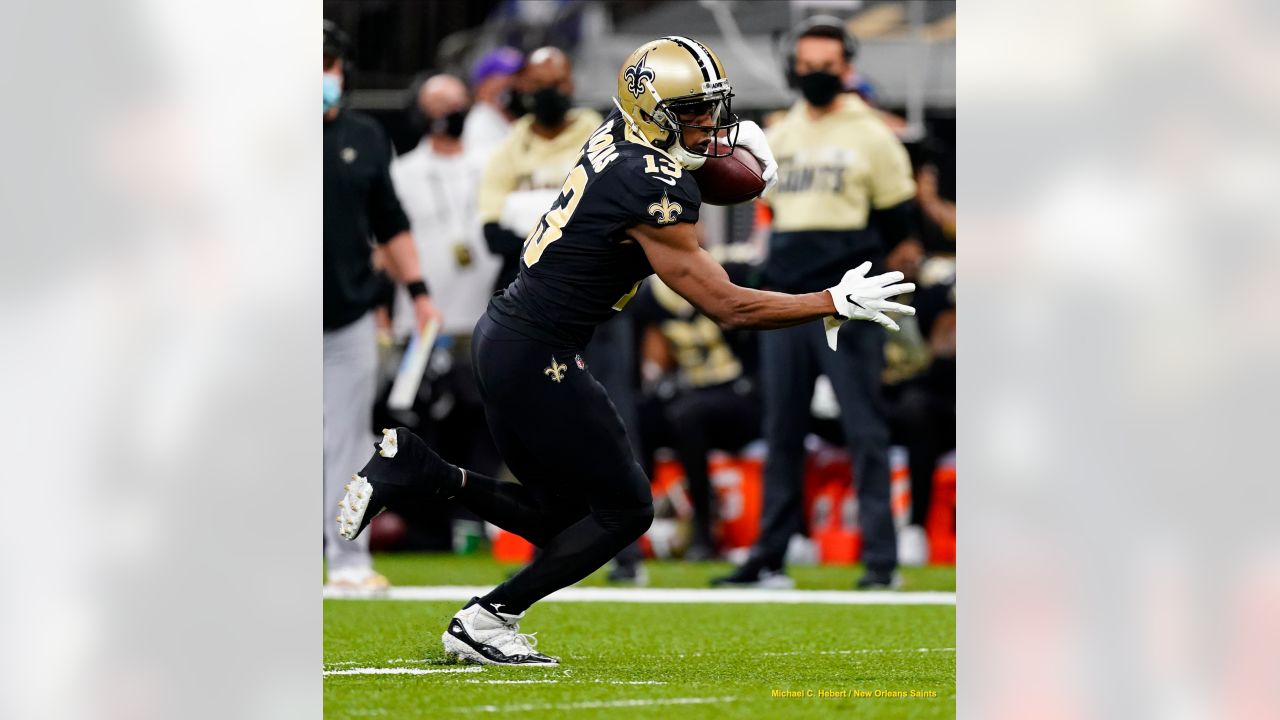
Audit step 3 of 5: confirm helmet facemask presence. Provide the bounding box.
[642,79,739,169]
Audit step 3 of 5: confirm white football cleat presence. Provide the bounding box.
[337,474,377,541]
[442,598,559,667]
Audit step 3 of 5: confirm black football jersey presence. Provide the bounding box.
[487,108,701,347]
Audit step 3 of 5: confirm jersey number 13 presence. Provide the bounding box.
[522,165,588,267]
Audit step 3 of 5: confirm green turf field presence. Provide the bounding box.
[339,552,959,592]
[324,554,956,719]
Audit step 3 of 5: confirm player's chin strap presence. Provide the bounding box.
[668,142,707,170]
[612,95,706,171]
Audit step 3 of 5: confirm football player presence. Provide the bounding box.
[336,36,915,666]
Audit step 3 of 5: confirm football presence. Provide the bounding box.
[691,140,766,205]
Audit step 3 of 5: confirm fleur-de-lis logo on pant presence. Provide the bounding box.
[544,356,568,383]
[623,52,656,98]
[647,192,682,225]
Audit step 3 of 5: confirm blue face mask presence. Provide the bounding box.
[323,73,342,113]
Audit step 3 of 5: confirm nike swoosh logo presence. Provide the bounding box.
[651,175,676,186]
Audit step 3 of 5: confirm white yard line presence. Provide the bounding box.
[326,649,953,670]
[458,679,670,685]
[760,646,957,657]
[323,585,955,605]
[592,647,956,659]
[464,696,739,713]
[464,679,561,685]
[326,649,952,679]
[322,661,481,671]
[323,669,673,685]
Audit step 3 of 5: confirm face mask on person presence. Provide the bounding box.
[797,70,843,107]
[323,73,342,113]
[527,87,571,127]
[432,107,470,138]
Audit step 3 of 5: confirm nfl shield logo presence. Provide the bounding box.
[574,355,585,370]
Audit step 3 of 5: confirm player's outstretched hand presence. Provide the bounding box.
[823,262,916,349]
[734,120,777,194]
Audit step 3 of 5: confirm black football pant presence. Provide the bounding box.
[458,314,654,614]
[751,319,896,575]
[583,312,645,568]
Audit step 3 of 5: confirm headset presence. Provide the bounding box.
[781,14,859,88]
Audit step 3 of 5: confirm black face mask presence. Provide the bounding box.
[527,87,571,127]
[431,108,470,139]
[797,71,844,107]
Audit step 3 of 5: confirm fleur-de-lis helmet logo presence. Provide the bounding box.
[623,51,656,99]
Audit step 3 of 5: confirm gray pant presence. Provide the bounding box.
[752,319,897,575]
[323,312,377,573]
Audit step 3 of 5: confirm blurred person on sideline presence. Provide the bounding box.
[633,273,762,561]
[323,21,441,590]
[388,73,503,480]
[478,46,602,294]
[463,47,525,154]
[714,17,918,590]
[390,74,499,345]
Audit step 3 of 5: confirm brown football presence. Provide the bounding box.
[691,140,766,205]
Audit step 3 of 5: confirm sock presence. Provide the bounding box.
[465,595,514,619]
[483,586,529,614]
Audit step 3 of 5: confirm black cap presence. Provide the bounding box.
[323,19,350,62]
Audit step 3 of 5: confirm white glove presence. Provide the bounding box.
[734,120,778,194]
[823,262,916,350]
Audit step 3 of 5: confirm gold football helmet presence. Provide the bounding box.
[614,36,739,169]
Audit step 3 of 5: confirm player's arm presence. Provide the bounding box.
[872,200,924,278]
[477,138,524,255]
[368,183,429,288]
[375,232,442,329]
[629,221,836,331]
[367,132,441,328]
[378,232,421,283]
[484,223,525,255]
[866,125,920,256]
